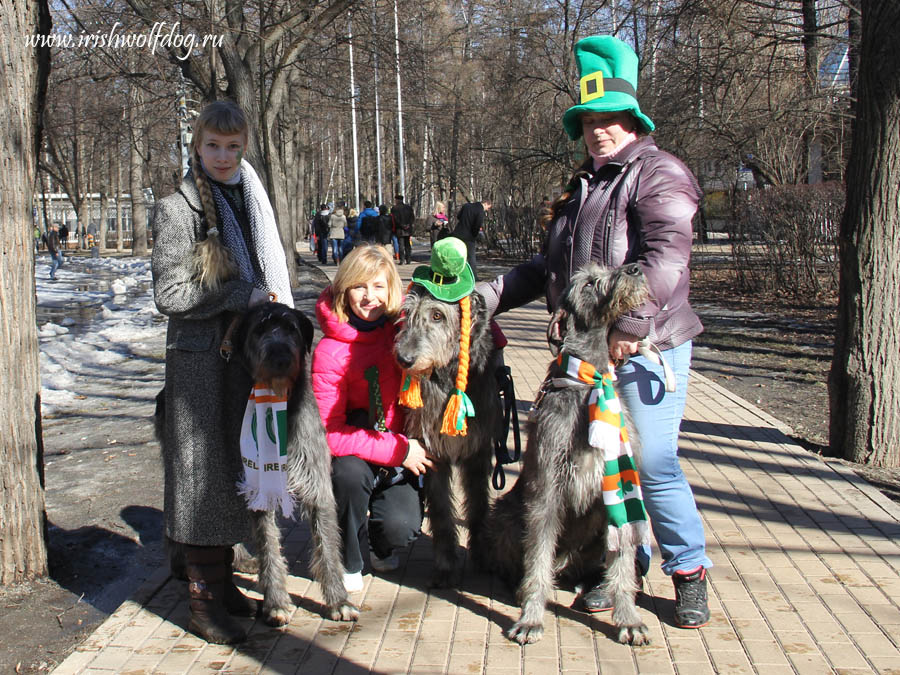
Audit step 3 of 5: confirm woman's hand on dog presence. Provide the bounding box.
[402,439,435,476]
[608,328,641,362]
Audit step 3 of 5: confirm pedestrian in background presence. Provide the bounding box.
[328,203,348,265]
[452,198,492,278]
[343,208,360,257]
[390,194,415,264]
[426,201,448,247]
[45,223,63,280]
[375,204,393,253]
[59,223,69,251]
[359,200,380,243]
[314,203,331,265]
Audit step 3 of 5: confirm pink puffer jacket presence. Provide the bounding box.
[311,287,409,466]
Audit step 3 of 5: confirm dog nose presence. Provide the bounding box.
[395,352,414,369]
[268,345,294,372]
[624,263,641,276]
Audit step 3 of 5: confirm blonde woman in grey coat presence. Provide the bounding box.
[151,100,292,645]
[327,205,347,265]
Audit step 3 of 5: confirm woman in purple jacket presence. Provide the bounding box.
[478,35,710,629]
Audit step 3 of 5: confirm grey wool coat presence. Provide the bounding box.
[151,173,257,546]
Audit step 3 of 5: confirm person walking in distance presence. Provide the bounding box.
[452,198,492,278]
[426,201,449,247]
[45,223,63,280]
[390,194,415,264]
[328,203,348,265]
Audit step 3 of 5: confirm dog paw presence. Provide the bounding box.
[430,572,453,588]
[430,569,461,588]
[328,601,360,622]
[617,623,651,645]
[507,620,544,644]
[263,605,293,627]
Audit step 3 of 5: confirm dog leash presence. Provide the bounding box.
[624,339,676,392]
[492,364,522,491]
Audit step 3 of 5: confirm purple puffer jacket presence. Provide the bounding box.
[480,136,703,350]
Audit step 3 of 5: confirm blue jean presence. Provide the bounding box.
[615,340,712,576]
[329,238,344,263]
[49,250,63,278]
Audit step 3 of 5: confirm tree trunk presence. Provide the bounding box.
[0,0,50,585]
[114,148,124,252]
[129,96,148,256]
[847,0,862,118]
[828,0,900,466]
[801,0,819,183]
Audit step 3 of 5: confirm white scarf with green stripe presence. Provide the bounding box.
[556,353,651,551]
[238,385,294,518]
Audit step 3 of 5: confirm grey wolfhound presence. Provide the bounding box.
[481,262,652,645]
[164,302,359,626]
[393,286,502,586]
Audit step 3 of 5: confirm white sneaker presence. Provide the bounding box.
[370,551,400,572]
[343,571,363,592]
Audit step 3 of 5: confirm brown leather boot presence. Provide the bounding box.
[185,545,247,644]
[223,547,260,617]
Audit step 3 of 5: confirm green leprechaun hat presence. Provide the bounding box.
[412,237,475,302]
[562,35,655,141]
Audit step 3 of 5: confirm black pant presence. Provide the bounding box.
[463,239,477,279]
[331,455,424,574]
[398,235,412,264]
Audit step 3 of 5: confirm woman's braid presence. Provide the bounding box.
[191,145,237,289]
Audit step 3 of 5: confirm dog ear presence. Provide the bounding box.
[230,310,249,350]
[293,308,315,354]
[546,308,567,357]
[467,291,487,332]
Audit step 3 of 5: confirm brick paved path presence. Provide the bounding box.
[54,252,900,674]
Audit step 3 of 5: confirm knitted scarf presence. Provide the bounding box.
[555,353,650,551]
[209,160,293,308]
[237,385,295,518]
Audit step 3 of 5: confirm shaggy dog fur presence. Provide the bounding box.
[393,286,502,587]
[164,302,358,626]
[481,262,652,645]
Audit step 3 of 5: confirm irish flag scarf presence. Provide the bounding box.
[555,353,651,551]
[238,385,294,518]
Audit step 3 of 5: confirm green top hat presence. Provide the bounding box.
[412,237,475,303]
[562,35,655,141]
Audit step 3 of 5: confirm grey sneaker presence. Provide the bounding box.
[673,567,710,628]
[581,561,644,613]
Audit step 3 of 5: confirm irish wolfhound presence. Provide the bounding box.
[165,302,359,626]
[393,286,502,586]
[482,262,652,645]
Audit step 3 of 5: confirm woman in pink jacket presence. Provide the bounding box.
[311,244,433,592]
